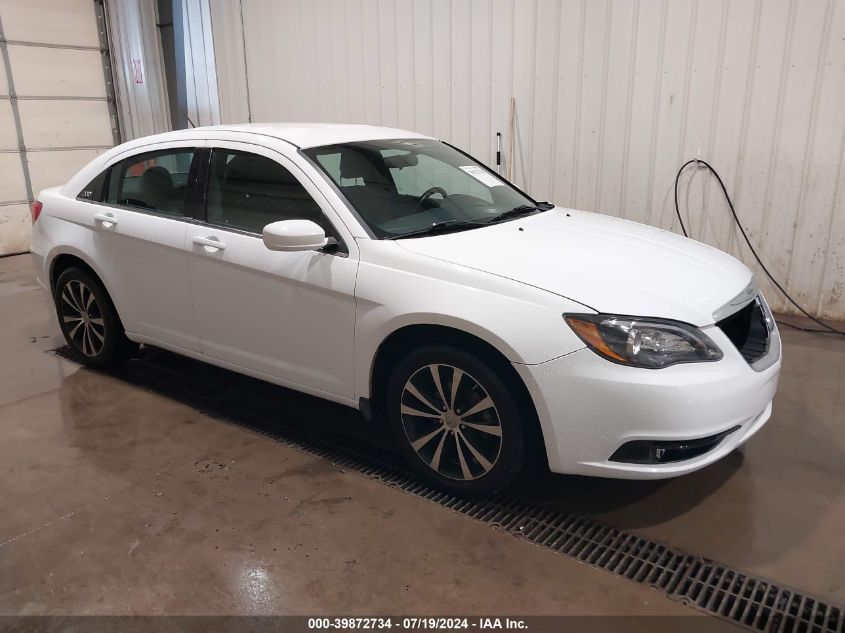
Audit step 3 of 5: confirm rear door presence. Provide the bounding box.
[184,140,358,401]
[82,142,203,352]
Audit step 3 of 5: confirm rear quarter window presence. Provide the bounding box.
[77,169,109,202]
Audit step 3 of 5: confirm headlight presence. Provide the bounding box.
[564,314,723,369]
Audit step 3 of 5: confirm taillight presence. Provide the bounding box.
[30,200,43,223]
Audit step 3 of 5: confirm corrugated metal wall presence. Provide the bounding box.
[178,0,220,127]
[106,0,171,139]
[107,0,221,139]
[212,0,845,319]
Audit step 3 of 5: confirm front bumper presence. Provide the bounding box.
[514,324,781,479]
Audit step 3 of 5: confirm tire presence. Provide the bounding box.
[53,267,137,368]
[387,344,526,496]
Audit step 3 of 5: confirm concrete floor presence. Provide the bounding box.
[1,253,843,620]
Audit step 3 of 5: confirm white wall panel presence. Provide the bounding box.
[0,203,30,255]
[208,0,249,123]
[450,0,473,151]
[361,0,382,125]
[18,99,114,148]
[806,0,845,316]
[0,152,28,201]
[8,46,107,97]
[0,100,17,149]
[0,0,116,254]
[0,0,99,46]
[214,0,845,319]
[181,0,220,127]
[26,147,105,196]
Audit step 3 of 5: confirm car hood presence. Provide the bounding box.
[394,208,753,326]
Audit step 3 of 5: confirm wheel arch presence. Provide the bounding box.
[48,251,125,326]
[50,252,96,293]
[368,323,549,470]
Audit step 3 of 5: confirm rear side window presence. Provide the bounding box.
[205,149,324,234]
[77,170,108,202]
[106,149,195,216]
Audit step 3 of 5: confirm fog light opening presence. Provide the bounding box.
[609,426,741,465]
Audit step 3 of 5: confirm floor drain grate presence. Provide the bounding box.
[51,345,844,633]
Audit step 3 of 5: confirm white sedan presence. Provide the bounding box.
[30,123,781,494]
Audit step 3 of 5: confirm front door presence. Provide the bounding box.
[185,142,358,401]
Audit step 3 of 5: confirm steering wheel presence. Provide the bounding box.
[412,186,449,213]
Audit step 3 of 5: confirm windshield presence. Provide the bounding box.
[302,139,537,238]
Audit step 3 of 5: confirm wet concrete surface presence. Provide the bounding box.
[0,253,843,618]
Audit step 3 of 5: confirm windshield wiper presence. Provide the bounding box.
[485,202,554,225]
[386,220,486,240]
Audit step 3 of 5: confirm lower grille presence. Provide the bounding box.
[717,296,770,364]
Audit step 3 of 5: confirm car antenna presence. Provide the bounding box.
[180,109,197,129]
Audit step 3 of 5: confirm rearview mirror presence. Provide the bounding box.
[383,151,418,169]
[262,219,328,252]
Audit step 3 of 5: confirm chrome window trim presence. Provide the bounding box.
[712,278,758,323]
[187,218,349,257]
[713,283,781,373]
[97,200,192,221]
[750,294,780,373]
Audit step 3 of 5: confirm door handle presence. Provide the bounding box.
[192,236,226,251]
[93,212,117,227]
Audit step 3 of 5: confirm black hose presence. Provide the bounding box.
[674,159,845,336]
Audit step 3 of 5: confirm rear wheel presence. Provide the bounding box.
[54,267,136,368]
[387,345,525,495]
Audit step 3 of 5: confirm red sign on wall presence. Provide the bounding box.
[131,58,144,84]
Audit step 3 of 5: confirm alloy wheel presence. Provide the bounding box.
[59,280,106,357]
[400,363,503,481]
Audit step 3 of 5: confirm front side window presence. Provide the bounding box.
[204,149,324,234]
[304,139,536,238]
[107,149,195,216]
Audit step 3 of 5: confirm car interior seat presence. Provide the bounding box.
[210,154,321,232]
[140,166,178,213]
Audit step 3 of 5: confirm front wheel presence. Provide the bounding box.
[387,345,526,495]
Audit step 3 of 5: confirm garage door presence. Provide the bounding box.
[0,0,119,255]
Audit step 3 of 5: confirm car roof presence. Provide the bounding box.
[58,122,439,201]
[127,122,435,150]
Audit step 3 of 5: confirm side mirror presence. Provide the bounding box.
[262,219,328,252]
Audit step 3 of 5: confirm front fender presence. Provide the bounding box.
[353,241,588,400]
